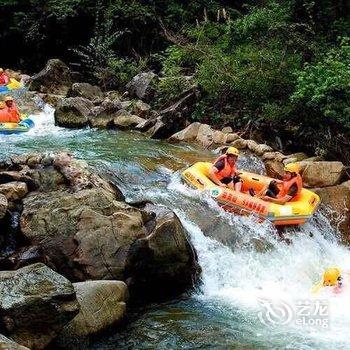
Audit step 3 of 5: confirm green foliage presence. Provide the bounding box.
[158,1,303,120]
[292,38,350,129]
[234,1,291,42]
[0,0,349,159]
[73,7,146,89]
[153,46,197,105]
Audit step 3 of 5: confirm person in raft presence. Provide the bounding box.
[0,96,21,123]
[256,163,302,204]
[0,68,9,86]
[209,147,242,192]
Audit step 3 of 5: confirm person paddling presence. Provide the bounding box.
[209,147,242,192]
[0,68,9,86]
[256,163,302,204]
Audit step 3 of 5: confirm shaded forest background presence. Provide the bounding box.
[0,0,349,160]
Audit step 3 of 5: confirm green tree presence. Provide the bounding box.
[292,38,350,130]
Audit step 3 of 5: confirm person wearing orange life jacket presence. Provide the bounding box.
[258,163,302,204]
[0,96,21,123]
[209,147,243,192]
[0,68,9,86]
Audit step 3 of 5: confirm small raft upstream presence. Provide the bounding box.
[182,162,320,226]
[0,78,23,94]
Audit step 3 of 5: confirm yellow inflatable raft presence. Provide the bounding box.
[0,115,34,135]
[0,78,23,94]
[182,162,320,226]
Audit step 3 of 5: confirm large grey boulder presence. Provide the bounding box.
[28,59,72,95]
[313,180,350,241]
[67,82,104,102]
[55,97,94,128]
[148,88,200,139]
[0,194,8,219]
[20,189,199,300]
[126,72,157,102]
[57,280,128,346]
[299,161,346,188]
[0,334,30,350]
[1,151,199,302]
[0,263,79,350]
[113,112,146,130]
[126,209,200,300]
[169,122,202,142]
[89,99,123,128]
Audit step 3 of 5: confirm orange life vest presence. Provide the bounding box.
[278,174,302,199]
[0,104,20,123]
[213,155,237,181]
[0,73,9,85]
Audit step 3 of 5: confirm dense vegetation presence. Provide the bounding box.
[1,0,349,161]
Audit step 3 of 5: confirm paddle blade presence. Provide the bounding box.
[311,282,323,295]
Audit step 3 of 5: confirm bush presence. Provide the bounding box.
[292,38,350,130]
[73,6,146,89]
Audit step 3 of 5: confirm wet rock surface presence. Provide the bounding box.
[313,181,350,242]
[55,97,94,128]
[67,82,104,102]
[125,72,157,102]
[0,263,79,350]
[0,334,30,350]
[0,194,8,219]
[56,280,128,347]
[28,59,72,95]
[298,161,346,188]
[0,152,199,301]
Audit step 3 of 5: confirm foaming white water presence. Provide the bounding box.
[1,92,349,348]
[0,98,94,155]
[140,147,350,345]
[26,103,58,136]
[0,102,59,145]
[175,209,350,347]
[164,165,350,349]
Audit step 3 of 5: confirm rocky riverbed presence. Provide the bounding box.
[0,151,199,349]
[1,59,350,349]
[26,59,350,241]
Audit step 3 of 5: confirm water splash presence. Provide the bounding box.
[173,202,350,348]
[2,94,350,349]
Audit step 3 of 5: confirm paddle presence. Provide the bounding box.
[311,281,323,295]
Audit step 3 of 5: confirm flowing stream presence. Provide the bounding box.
[1,104,350,349]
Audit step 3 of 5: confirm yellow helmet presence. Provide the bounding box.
[0,68,3,73]
[322,267,341,286]
[284,163,300,174]
[4,96,13,102]
[226,147,239,157]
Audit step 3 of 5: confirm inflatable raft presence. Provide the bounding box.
[0,115,34,135]
[182,162,320,226]
[0,78,23,95]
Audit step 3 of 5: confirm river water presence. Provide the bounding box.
[2,105,350,349]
